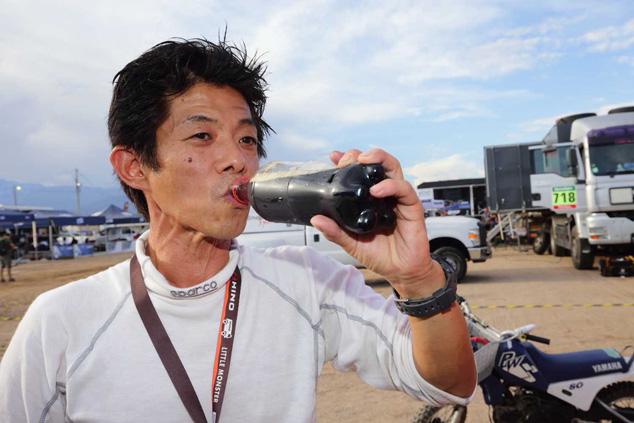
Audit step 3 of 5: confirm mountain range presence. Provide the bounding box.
[0,179,138,216]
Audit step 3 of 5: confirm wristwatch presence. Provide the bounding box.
[393,254,457,318]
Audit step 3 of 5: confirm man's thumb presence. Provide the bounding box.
[310,215,354,250]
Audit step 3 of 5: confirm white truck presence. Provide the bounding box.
[485,107,634,269]
[237,211,491,282]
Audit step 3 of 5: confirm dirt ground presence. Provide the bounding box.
[1,246,633,423]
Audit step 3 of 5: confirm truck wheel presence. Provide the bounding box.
[433,247,467,282]
[571,226,594,269]
[532,230,549,255]
[550,222,567,257]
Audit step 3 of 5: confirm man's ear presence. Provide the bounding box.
[110,146,150,191]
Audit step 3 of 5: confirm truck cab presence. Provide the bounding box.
[577,114,634,247]
[486,108,634,269]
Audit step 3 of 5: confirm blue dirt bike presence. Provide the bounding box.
[411,296,634,423]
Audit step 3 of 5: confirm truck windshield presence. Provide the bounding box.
[588,137,634,176]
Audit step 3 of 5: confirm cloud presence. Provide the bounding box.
[490,16,583,38]
[404,154,484,186]
[518,116,558,133]
[617,55,634,66]
[253,0,563,126]
[0,0,621,189]
[278,131,328,151]
[0,0,225,187]
[577,18,634,52]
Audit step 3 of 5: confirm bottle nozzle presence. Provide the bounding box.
[231,176,250,205]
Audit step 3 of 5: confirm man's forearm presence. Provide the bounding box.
[409,302,477,398]
[392,260,477,398]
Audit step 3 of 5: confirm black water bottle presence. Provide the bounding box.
[231,161,397,234]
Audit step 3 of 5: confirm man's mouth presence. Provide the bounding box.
[224,185,249,209]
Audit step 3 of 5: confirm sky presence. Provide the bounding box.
[2,0,634,191]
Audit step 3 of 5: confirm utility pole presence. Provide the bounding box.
[14,185,21,205]
[75,168,81,215]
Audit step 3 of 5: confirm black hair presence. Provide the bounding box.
[108,37,272,221]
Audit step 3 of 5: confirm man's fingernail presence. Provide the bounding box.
[341,153,352,163]
[370,185,383,196]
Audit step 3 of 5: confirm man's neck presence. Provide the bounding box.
[146,223,231,289]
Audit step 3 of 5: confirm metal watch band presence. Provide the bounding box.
[392,254,458,318]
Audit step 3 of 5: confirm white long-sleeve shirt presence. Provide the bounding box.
[0,232,473,422]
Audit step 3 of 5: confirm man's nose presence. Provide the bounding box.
[216,138,247,174]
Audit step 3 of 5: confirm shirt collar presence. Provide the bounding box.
[134,230,240,300]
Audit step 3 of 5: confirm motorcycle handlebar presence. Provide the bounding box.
[514,324,536,335]
[524,333,551,345]
[459,296,550,345]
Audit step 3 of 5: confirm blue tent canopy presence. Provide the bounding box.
[33,210,77,219]
[0,215,106,229]
[31,210,105,227]
[111,217,145,224]
[0,221,29,230]
[0,209,35,223]
[49,216,106,226]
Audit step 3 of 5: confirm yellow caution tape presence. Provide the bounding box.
[471,303,634,309]
[0,300,33,309]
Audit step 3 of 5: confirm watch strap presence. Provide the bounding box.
[393,254,457,318]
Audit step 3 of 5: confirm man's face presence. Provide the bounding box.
[143,84,260,240]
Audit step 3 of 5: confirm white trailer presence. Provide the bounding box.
[485,107,634,269]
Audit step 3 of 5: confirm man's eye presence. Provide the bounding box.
[240,136,258,145]
[192,133,211,141]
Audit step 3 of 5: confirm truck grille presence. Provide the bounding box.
[478,221,488,247]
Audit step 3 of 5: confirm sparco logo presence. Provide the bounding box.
[592,361,623,373]
[170,281,218,298]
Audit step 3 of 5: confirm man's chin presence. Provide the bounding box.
[201,218,248,241]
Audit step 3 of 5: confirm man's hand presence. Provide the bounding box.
[311,148,477,398]
[310,148,445,299]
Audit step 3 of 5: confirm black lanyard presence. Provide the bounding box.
[130,254,242,423]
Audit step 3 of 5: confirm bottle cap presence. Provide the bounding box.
[231,176,250,205]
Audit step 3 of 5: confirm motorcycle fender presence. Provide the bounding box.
[546,356,634,411]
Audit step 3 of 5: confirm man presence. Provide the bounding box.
[0,38,476,422]
[0,231,15,282]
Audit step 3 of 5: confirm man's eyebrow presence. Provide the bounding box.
[239,117,256,127]
[182,115,218,125]
[180,115,255,127]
